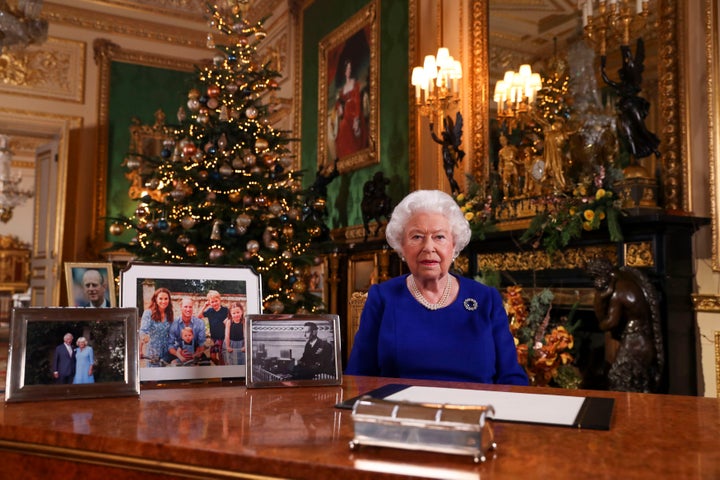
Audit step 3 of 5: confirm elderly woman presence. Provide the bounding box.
[346,190,528,385]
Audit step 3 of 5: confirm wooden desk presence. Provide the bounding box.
[0,376,718,479]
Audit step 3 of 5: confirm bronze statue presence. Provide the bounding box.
[361,171,392,240]
[600,38,660,160]
[586,258,664,393]
[429,112,465,195]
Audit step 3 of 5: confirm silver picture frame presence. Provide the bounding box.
[120,262,262,382]
[5,307,139,403]
[245,314,342,388]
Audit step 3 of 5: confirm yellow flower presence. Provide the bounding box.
[569,207,577,216]
[595,188,606,200]
[598,211,606,220]
[583,209,595,221]
[464,211,475,221]
[582,221,593,231]
[456,193,465,202]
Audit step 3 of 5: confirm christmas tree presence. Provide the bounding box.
[109,1,329,314]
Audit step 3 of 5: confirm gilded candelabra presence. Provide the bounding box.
[580,0,650,55]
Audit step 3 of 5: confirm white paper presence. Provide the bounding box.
[385,386,585,426]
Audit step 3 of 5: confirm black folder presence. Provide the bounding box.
[336,384,615,431]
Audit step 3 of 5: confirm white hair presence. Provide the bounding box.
[385,190,471,257]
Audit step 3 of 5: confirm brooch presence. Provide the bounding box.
[463,298,478,311]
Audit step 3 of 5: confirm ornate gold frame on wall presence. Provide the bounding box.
[707,0,720,271]
[469,1,688,213]
[316,0,379,174]
[92,39,197,252]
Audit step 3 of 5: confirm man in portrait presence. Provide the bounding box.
[291,322,335,380]
[78,269,111,308]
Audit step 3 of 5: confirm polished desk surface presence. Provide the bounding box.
[0,376,719,479]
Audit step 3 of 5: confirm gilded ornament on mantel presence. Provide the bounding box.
[477,244,617,272]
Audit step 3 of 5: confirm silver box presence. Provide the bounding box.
[349,395,496,463]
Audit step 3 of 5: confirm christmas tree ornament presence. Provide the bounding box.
[254,138,268,151]
[177,234,190,246]
[156,218,169,231]
[245,106,258,119]
[177,106,187,122]
[281,250,292,259]
[124,156,141,170]
[243,152,256,166]
[170,188,186,202]
[135,206,149,218]
[236,213,252,228]
[210,219,223,240]
[207,85,221,98]
[187,89,201,111]
[226,83,238,94]
[228,191,242,203]
[186,244,197,256]
[226,224,237,236]
[246,239,260,253]
[181,215,196,230]
[182,142,197,157]
[219,105,229,121]
[207,97,219,110]
[282,225,294,238]
[232,155,244,169]
[267,240,279,251]
[267,299,285,313]
[109,222,125,236]
[209,247,225,261]
[292,280,307,294]
[256,194,268,207]
[218,133,228,150]
[269,201,283,216]
[219,163,233,178]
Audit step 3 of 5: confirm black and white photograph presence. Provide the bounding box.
[245,314,342,388]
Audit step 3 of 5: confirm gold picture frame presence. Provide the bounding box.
[5,307,139,403]
[64,262,117,308]
[317,0,379,174]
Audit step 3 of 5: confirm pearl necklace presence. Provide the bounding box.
[408,275,452,310]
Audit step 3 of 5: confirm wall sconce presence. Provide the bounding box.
[0,135,34,223]
[493,64,542,133]
[579,0,650,55]
[411,47,462,119]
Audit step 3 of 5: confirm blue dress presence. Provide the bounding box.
[140,310,172,365]
[73,346,95,384]
[346,275,529,385]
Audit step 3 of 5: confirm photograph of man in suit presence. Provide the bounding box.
[79,269,110,308]
[291,322,335,380]
[52,333,76,384]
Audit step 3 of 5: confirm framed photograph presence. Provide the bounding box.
[245,314,342,388]
[64,262,117,308]
[5,307,139,403]
[317,0,379,174]
[120,263,262,382]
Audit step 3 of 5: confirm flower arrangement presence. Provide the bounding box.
[455,175,496,240]
[504,286,582,389]
[519,165,624,255]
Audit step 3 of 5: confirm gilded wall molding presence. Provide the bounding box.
[470,0,488,183]
[707,0,720,271]
[44,3,207,48]
[477,244,617,272]
[408,0,418,189]
[692,294,720,312]
[0,37,85,103]
[657,0,685,212]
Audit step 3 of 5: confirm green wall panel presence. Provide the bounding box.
[106,62,196,243]
[302,0,409,229]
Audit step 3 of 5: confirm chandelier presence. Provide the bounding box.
[578,0,650,55]
[0,0,48,50]
[411,47,463,119]
[0,136,33,223]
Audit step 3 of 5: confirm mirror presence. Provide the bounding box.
[472,0,686,213]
